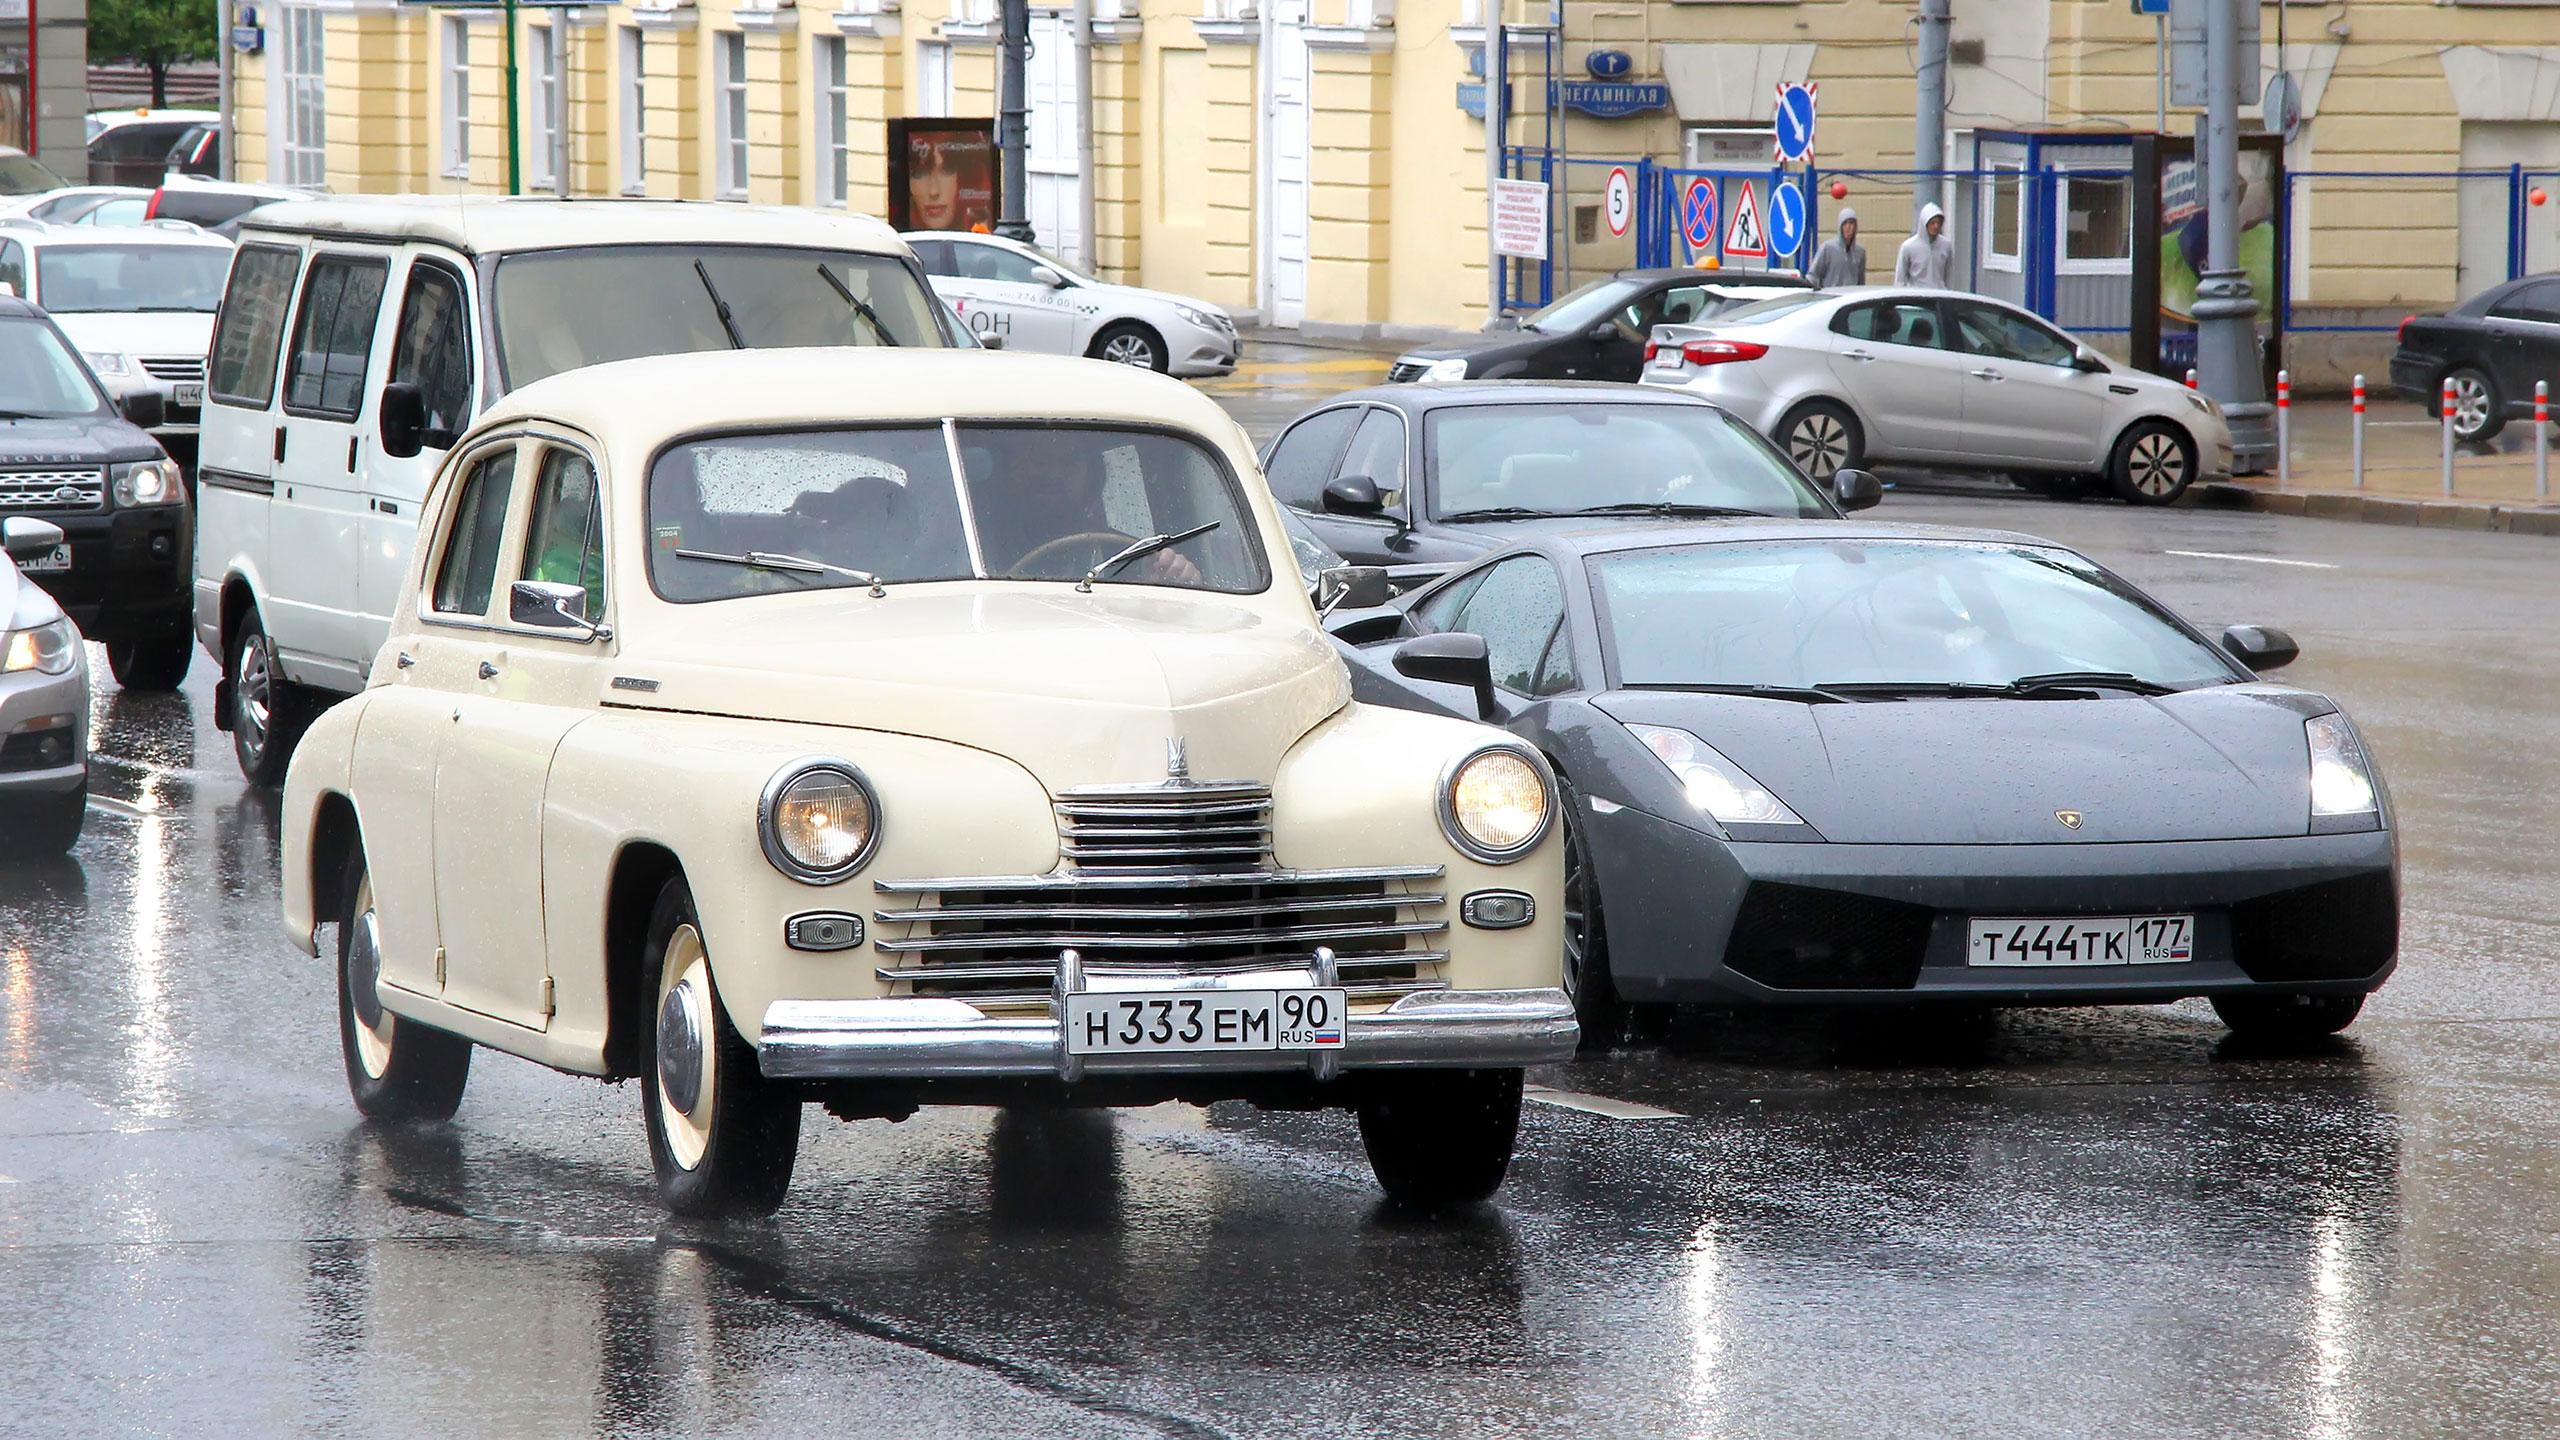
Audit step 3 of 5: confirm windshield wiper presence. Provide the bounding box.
[1811,673,2175,700]
[1812,680,2012,700]
[1440,507,1548,523]
[1558,502,1768,519]
[1621,681,1853,704]
[1078,521,1220,591]
[674,546,885,597]
[814,265,900,347]
[2004,670,2177,697]
[691,259,748,349]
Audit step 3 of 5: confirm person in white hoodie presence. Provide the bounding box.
[1893,202,1955,289]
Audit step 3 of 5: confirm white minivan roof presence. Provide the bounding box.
[236,196,909,259]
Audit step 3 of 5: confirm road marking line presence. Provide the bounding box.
[1524,1084,1683,1120]
[2164,550,2338,570]
[85,795,157,819]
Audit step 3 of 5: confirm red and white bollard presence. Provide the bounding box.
[2351,375,2366,490]
[2442,376,2458,497]
[2185,368,2198,390]
[2275,369,2291,485]
[2538,380,2550,503]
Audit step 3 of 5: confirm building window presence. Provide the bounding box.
[817,36,849,206]
[529,25,559,189]
[1982,163,2022,272]
[2058,169,2132,272]
[620,27,646,194]
[443,17,473,179]
[717,33,749,199]
[916,41,953,119]
[276,6,326,187]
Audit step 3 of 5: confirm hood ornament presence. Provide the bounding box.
[2055,809,2084,830]
[1166,736,1190,783]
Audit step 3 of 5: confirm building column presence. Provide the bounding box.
[636,8,702,200]
[739,12,803,204]
[830,8,903,217]
[332,6,425,194]
[1303,35,1393,328]
[1089,20,1141,281]
[1194,22,1257,315]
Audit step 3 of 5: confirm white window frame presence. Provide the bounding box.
[716,32,750,200]
[2053,163,2135,276]
[273,5,327,188]
[1980,161,2023,273]
[620,27,647,195]
[529,25,559,189]
[816,35,849,206]
[916,41,954,119]
[442,17,473,179]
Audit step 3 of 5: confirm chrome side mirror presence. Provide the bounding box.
[1316,564,1393,615]
[509,580,611,641]
[3,515,66,562]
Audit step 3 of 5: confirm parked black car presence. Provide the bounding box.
[1386,270,1813,384]
[2388,274,2560,441]
[0,296,194,689]
[1262,380,1871,570]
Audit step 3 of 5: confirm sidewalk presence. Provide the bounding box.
[2216,397,2560,536]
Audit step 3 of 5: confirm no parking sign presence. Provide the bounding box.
[1680,178,1718,251]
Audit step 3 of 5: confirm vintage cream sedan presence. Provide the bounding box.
[277,348,1575,1215]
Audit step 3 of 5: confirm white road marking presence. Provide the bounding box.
[85,795,157,819]
[2164,550,2339,570]
[1524,1084,1683,1120]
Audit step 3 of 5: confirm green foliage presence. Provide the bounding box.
[88,0,218,75]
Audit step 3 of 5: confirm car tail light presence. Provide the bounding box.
[1643,341,1659,361]
[144,188,164,220]
[1679,339,1768,366]
[2398,315,2415,344]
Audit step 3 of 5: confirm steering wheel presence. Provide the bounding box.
[1013,531,1131,576]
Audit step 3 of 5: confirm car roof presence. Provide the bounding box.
[1317,378,1734,413]
[0,294,40,319]
[1453,518,2067,568]
[8,219,233,249]
[237,196,909,259]
[1608,267,1814,287]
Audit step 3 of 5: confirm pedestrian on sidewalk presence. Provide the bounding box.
[1893,202,1955,290]
[1807,209,1866,288]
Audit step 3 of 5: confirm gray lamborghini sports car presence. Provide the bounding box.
[1332,522,2398,1044]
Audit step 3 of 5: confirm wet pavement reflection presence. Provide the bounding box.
[6,418,2560,1432]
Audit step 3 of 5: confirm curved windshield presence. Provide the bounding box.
[1430,403,1832,520]
[0,153,66,196]
[0,317,109,419]
[1278,503,1344,588]
[35,243,231,312]
[1523,277,1645,335]
[494,245,948,389]
[1594,540,2242,692]
[1699,292,1822,327]
[648,423,1269,601]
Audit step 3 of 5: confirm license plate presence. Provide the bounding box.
[1966,915,2194,967]
[1065,988,1347,1056]
[22,544,70,573]
[172,384,203,407]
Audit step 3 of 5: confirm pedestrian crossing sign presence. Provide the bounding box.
[1724,180,1767,258]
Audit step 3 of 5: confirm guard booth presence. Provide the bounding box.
[1954,130,2138,358]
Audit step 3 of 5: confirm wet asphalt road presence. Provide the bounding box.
[10,352,2560,1435]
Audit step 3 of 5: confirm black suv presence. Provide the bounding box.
[0,296,194,689]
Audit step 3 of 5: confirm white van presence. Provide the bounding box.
[194,197,959,783]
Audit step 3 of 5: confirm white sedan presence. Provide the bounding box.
[906,231,1239,377]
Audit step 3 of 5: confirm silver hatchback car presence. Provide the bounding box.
[1641,287,2235,506]
[2,516,91,855]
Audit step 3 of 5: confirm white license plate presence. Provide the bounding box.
[1065,988,1347,1056]
[1966,915,2195,967]
[172,384,203,407]
[22,544,70,573]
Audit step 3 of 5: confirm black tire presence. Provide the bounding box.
[2211,991,2366,1040]
[1356,1068,1523,1211]
[106,627,193,692]
[1558,788,1624,1051]
[1777,400,1864,484]
[339,849,472,1121]
[2444,366,2505,443]
[2107,419,2199,506]
[0,780,85,857]
[1089,321,1168,373]
[641,876,801,1217]
[227,609,310,787]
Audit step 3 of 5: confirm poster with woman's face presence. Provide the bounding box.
[888,120,996,232]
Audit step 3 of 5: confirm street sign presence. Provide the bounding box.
[1585,49,1634,79]
[1492,178,1550,260]
[1724,179,1767,258]
[1773,82,1817,164]
[1768,179,1806,262]
[1556,82,1672,119]
[1605,167,1634,238]
[1680,178,1719,250]
[2264,71,2303,144]
[2167,0,2258,108]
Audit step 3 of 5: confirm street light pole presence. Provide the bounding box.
[2194,0,2272,470]
[1913,0,1950,221]
[995,0,1032,242]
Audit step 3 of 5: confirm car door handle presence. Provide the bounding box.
[272,426,287,463]
[1970,368,2005,381]
[1842,349,1876,361]
[478,661,499,680]
[395,652,414,670]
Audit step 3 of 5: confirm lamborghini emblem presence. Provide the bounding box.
[2056,810,2084,830]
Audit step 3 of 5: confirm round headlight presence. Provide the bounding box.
[1440,746,1552,862]
[758,761,880,883]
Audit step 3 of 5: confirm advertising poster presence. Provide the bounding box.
[887,118,997,233]
[2133,132,2285,383]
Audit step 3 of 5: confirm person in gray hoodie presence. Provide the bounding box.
[1893,202,1955,289]
[1807,208,1866,288]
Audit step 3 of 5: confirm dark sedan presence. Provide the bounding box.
[1264,381,1872,570]
[1387,270,1811,384]
[2389,274,2560,441]
[1332,523,2398,1044]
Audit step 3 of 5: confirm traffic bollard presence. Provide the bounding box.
[2540,381,2551,504]
[2351,375,2366,489]
[2185,368,2197,390]
[2276,369,2290,485]
[2442,376,2457,497]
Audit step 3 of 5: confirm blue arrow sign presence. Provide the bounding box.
[1774,83,1817,163]
[1681,179,1719,250]
[1768,179,1806,262]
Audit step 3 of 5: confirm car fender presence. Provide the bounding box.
[276,686,368,956]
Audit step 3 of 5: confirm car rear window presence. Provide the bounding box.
[1428,403,1831,521]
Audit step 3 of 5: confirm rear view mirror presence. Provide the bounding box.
[1031,266,1069,289]
[1393,632,1498,720]
[2220,624,2299,672]
[379,381,426,460]
[119,390,165,429]
[1833,468,1884,512]
[4,516,66,562]
[1315,564,1393,613]
[1322,474,1385,516]
[2072,345,2108,373]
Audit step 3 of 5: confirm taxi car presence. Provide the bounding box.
[277,348,1574,1216]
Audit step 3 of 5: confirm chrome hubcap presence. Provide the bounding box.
[654,926,717,1171]
[2127,432,2187,495]
[1790,414,1848,479]
[347,878,395,1080]
[1102,334,1155,368]
[2453,378,2492,434]
[237,636,272,752]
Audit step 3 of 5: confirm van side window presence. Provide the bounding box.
[389,261,474,439]
[518,447,604,622]
[209,243,302,407]
[0,239,22,297]
[284,253,391,418]
[432,446,520,619]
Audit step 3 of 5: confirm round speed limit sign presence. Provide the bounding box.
[1604,166,1633,238]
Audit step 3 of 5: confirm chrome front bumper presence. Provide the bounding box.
[758,986,1580,1080]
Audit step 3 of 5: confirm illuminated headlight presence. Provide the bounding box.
[1625,723,1802,827]
[2307,713,2378,819]
[1174,303,1225,331]
[1,619,78,676]
[1422,357,1472,383]
[112,459,182,507]
[1439,745,1552,862]
[758,759,881,883]
[84,351,131,377]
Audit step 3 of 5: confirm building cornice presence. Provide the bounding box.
[1303,22,1394,51]
[733,4,802,31]
[629,4,699,29]
[1191,16,1257,43]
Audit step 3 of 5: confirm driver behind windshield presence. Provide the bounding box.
[976,438,1202,585]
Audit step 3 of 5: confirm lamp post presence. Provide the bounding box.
[2192,0,2273,471]
[995,0,1032,242]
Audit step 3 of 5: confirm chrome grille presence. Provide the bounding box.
[872,866,1449,1003]
[1386,362,1428,383]
[0,468,105,511]
[1056,781,1273,873]
[139,356,207,383]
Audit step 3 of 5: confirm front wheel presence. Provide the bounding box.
[1777,400,1864,484]
[2108,420,2198,506]
[2212,991,2366,1040]
[1559,789,1625,1051]
[107,627,193,692]
[1356,1068,1523,1211]
[228,609,311,787]
[642,877,802,1217]
[1089,321,1168,373]
[339,853,472,1120]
